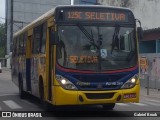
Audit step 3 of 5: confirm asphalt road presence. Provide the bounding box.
[0,70,160,120]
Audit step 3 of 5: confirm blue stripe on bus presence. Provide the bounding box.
[26,58,31,91]
[56,68,138,90]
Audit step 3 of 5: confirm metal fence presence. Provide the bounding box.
[139,53,160,90]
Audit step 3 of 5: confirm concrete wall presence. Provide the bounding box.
[139,53,160,90]
[12,0,70,33]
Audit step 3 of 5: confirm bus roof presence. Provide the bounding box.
[13,5,133,37]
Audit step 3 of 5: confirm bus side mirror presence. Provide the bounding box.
[137,27,143,40]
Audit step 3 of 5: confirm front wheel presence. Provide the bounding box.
[102,103,115,110]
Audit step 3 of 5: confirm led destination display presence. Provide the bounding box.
[63,9,130,22]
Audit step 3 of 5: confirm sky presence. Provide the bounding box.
[0,0,5,23]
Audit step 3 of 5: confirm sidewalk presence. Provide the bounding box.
[1,67,11,72]
[140,86,160,99]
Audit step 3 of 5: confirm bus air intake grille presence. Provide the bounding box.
[85,93,114,99]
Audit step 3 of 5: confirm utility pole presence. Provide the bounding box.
[6,0,13,68]
[7,0,13,55]
[10,0,13,53]
[5,0,8,57]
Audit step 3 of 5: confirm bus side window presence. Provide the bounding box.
[15,38,18,57]
[16,37,20,56]
[33,25,41,54]
[33,23,46,54]
[23,33,27,55]
[49,26,55,44]
[12,38,15,57]
[40,23,47,53]
[19,35,24,55]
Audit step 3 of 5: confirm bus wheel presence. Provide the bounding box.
[102,103,115,110]
[39,79,50,111]
[19,75,26,99]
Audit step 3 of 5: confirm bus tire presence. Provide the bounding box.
[102,103,115,110]
[18,74,26,99]
[39,77,50,111]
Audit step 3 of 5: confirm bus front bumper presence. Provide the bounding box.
[52,84,140,105]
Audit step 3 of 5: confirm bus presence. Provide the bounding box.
[12,5,143,110]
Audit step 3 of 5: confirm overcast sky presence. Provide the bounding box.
[0,0,5,23]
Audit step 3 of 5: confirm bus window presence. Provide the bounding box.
[19,35,24,55]
[12,38,16,57]
[33,23,46,54]
[119,30,134,52]
[33,25,42,54]
[16,37,20,57]
[23,33,27,55]
[40,23,47,53]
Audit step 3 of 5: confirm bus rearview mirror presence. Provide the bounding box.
[137,27,143,40]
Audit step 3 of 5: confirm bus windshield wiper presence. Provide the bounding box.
[77,24,97,49]
[77,24,103,71]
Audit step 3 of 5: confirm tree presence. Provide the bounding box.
[0,23,5,57]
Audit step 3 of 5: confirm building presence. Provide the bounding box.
[97,0,160,30]
[139,28,160,53]
[5,0,70,68]
[97,0,124,6]
[73,0,98,5]
[139,28,160,89]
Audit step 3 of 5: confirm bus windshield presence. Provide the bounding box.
[57,25,137,71]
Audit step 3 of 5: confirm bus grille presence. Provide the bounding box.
[85,93,114,99]
[79,85,119,90]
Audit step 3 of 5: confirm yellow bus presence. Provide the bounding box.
[12,5,143,110]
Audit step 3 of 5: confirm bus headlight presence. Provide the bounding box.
[56,75,77,90]
[121,75,138,89]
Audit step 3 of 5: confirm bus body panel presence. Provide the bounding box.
[52,83,140,105]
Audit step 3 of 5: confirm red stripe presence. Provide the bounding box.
[56,64,138,74]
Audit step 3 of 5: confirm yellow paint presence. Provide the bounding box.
[47,17,54,27]
[44,24,50,101]
[51,81,140,105]
[28,29,33,36]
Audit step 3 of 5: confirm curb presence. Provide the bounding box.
[141,94,160,100]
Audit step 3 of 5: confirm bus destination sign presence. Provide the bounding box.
[64,10,129,22]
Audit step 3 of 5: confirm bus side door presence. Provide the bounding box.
[47,17,55,102]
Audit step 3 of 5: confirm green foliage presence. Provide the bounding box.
[0,23,5,57]
[0,47,5,57]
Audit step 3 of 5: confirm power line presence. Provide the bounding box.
[0,16,30,24]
